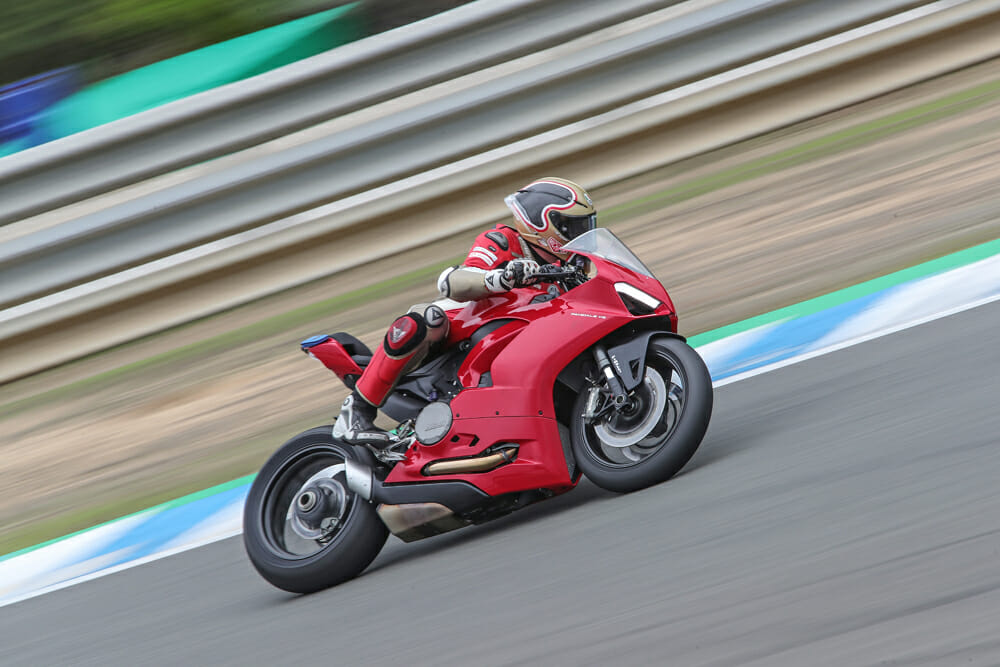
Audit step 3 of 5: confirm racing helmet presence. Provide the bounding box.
[504,178,596,261]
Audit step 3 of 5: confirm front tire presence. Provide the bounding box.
[243,426,388,593]
[571,337,712,493]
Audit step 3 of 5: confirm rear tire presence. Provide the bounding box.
[243,426,388,593]
[571,337,712,493]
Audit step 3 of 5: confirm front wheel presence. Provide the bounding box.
[571,337,713,493]
[243,426,388,593]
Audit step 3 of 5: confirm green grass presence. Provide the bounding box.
[3,69,1000,558]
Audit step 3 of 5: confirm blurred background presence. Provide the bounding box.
[1,0,999,559]
[0,0,473,154]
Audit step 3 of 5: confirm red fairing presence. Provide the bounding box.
[394,415,578,493]
[384,257,678,496]
[457,321,525,388]
[308,339,362,381]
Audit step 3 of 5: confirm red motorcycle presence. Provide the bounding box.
[243,229,713,593]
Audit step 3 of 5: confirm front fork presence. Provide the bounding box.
[584,343,629,422]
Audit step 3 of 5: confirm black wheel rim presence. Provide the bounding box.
[260,445,357,559]
[582,353,686,468]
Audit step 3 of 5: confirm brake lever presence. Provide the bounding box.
[534,264,583,287]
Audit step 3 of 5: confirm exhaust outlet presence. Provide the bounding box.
[423,446,518,476]
[344,458,373,500]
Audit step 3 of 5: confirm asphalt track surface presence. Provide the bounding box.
[5,301,1000,666]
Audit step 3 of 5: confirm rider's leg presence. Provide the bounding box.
[334,305,448,445]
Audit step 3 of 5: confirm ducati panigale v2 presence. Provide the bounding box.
[244,229,713,593]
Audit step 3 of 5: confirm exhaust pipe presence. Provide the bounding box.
[423,446,518,476]
[345,459,481,542]
[344,456,491,513]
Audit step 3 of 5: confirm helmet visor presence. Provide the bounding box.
[549,211,596,241]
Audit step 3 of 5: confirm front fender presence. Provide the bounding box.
[605,326,687,392]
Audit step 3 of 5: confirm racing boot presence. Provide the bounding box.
[332,392,392,446]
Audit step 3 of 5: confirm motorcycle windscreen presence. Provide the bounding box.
[561,228,656,278]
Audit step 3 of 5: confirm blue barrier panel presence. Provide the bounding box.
[0,68,79,149]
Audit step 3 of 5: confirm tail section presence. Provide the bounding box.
[301,333,372,387]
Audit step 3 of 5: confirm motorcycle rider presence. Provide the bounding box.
[333,177,599,445]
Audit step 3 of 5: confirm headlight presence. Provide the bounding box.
[614,282,660,315]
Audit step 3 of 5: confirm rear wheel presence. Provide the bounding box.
[243,426,388,593]
[571,337,712,493]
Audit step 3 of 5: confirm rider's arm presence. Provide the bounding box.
[438,227,526,301]
[438,266,509,301]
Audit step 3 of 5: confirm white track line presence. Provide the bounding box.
[712,292,1000,388]
[0,527,244,609]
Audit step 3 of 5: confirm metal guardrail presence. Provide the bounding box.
[0,0,679,225]
[2,0,999,383]
[0,0,931,309]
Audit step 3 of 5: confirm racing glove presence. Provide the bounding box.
[502,259,541,287]
[483,269,512,294]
